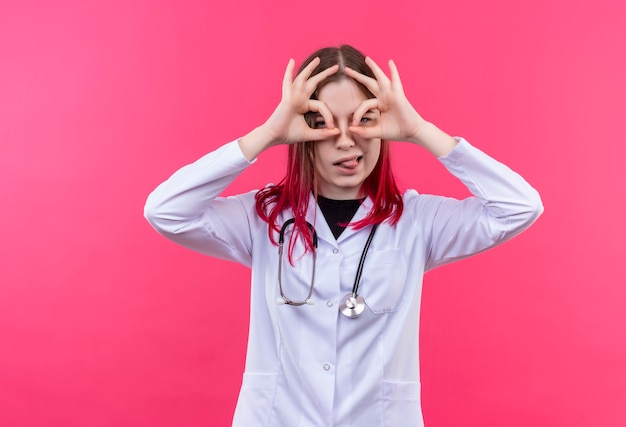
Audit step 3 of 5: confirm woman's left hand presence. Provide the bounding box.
[345,57,426,144]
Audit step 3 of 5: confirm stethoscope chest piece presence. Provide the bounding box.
[339,294,365,318]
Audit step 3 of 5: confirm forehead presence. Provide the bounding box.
[317,78,366,116]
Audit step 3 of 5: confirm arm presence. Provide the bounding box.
[345,57,543,267]
[144,57,343,263]
[144,140,258,266]
[422,138,543,270]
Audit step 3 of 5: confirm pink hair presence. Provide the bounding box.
[255,45,404,261]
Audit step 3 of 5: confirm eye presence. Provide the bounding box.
[313,117,327,129]
[311,113,326,129]
[359,114,377,126]
[357,110,378,126]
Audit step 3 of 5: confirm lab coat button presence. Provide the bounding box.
[323,364,331,371]
[326,301,333,307]
[332,248,339,254]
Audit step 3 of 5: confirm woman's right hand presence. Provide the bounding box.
[238,57,340,160]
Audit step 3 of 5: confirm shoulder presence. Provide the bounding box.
[400,189,450,224]
[401,189,447,209]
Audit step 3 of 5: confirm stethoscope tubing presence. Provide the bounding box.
[350,223,378,297]
[277,218,378,317]
[277,219,317,306]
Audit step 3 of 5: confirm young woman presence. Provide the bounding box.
[144,45,543,427]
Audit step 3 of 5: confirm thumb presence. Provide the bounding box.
[349,125,381,140]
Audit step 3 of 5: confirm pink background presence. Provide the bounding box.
[1,0,625,426]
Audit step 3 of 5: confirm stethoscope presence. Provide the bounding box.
[277,218,378,319]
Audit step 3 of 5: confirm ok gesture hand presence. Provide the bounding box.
[345,57,425,143]
[346,57,457,157]
[239,57,341,160]
[263,57,341,145]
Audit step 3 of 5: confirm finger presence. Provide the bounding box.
[365,56,391,86]
[388,59,404,91]
[308,99,336,129]
[293,57,321,86]
[348,124,381,140]
[282,59,296,94]
[303,126,341,142]
[344,67,380,95]
[351,98,379,126]
[304,64,339,95]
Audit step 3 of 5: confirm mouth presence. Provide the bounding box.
[333,155,363,170]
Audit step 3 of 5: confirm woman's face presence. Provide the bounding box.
[312,78,381,200]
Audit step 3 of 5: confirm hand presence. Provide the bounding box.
[345,57,427,144]
[262,57,341,146]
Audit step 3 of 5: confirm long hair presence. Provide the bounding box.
[255,45,404,261]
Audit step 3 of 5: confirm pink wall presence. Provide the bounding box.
[1,0,624,426]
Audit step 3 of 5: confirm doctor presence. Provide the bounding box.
[144,45,543,426]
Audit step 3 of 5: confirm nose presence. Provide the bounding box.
[334,125,355,150]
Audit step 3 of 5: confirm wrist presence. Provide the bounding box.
[407,121,458,157]
[406,120,434,145]
[238,125,277,161]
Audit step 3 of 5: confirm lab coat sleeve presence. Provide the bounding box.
[143,140,258,267]
[419,138,544,271]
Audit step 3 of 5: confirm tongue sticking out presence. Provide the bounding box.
[336,158,359,169]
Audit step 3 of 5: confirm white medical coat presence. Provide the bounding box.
[144,138,543,427]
